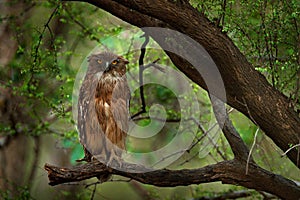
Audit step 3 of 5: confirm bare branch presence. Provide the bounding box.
[131,35,163,119]
[282,144,300,157]
[130,181,155,200]
[32,5,58,68]
[210,96,250,161]
[44,160,300,199]
[246,128,260,175]
[130,34,149,119]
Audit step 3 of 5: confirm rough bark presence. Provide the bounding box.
[44,159,300,200]
[67,0,300,168]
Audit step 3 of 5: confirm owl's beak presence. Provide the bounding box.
[118,56,129,64]
[104,62,110,72]
[123,58,129,64]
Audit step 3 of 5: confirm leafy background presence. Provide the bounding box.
[0,0,299,199]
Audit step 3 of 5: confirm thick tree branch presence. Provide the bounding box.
[44,159,300,199]
[66,0,300,168]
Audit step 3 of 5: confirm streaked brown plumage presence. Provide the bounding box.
[77,52,130,180]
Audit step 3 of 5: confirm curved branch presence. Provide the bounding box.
[210,96,250,161]
[44,160,300,199]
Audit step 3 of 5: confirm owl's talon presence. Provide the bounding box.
[106,156,123,169]
[92,155,107,165]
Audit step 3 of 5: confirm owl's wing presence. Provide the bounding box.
[111,79,130,150]
[113,98,129,150]
[112,98,129,132]
[78,72,106,159]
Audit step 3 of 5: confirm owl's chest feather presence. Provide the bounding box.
[94,73,127,119]
[95,73,128,102]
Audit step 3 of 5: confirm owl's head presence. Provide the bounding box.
[87,52,129,75]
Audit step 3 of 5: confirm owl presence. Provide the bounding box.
[77,52,130,170]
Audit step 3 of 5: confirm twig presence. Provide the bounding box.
[211,96,251,160]
[216,0,227,28]
[125,35,135,58]
[281,144,300,157]
[62,4,108,50]
[130,181,154,200]
[150,122,218,168]
[85,181,100,188]
[246,128,259,175]
[26,5,59,93]
[188,119,218,153]
[32,5,58,67]
[192,113,226,160]
[178,152,199,166]
[143,58,164,72]
[130,32,164,119]
[242,97,258,126]
[131,33,150,119]
[90,183,97,200]
[132,115,180,122]
[27,136,41,188]
[260,0,276,87]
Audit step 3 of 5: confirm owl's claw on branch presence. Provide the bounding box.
[76,147,92,162]
[91,153,123,170]
[106,153,124,170]
[75,157,88,162]
[76,154,92,162]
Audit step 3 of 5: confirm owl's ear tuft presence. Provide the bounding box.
[123,58,129,64]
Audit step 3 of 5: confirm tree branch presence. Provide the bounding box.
[131,34,150,119]
[44,159,300,199]
[210,96,250,161]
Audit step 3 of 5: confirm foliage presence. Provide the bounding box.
[192,0,299,106]
[0,185,33,200]
[0,0,299,199]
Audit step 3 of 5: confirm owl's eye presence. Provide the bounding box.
[111,59,118,65]
[97,59,102,64]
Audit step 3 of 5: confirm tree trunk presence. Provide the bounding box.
[0,1,31,194]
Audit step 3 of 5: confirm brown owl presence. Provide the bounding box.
[77,52,130,170]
